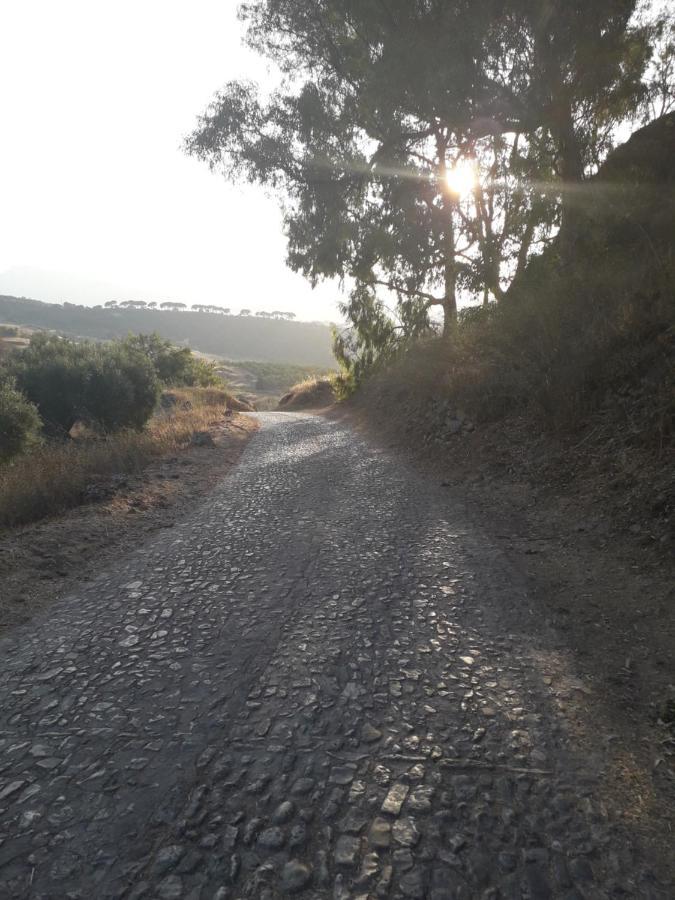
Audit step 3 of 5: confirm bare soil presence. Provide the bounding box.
[0,414,257,635]
[332,400,675,867]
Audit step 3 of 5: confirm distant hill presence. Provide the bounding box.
[0,295,336,367]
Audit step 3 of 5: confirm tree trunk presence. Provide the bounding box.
[553,98,585,265]
[442,248,458,337]
[442,187,458,337]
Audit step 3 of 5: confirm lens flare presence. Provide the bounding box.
[446,159,477,197]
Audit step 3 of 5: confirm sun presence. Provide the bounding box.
[446,159,477,197]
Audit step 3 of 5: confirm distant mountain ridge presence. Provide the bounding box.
[0,295,336,367]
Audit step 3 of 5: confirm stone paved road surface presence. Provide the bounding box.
[0,413,667,899]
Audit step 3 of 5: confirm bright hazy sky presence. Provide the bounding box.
[0,1,341,321]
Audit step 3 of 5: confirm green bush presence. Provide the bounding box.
[8,333,159,435]
[84,344,159,431]
[9,334,92,435]
[120,333,220,387]
[0,376,42,462]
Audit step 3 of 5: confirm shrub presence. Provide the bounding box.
[9,333,91,435]
[8,333,159,436]
[84,344,159,431]
[0,387,236,527]
[0,376,42,462]
[120,333,220,387]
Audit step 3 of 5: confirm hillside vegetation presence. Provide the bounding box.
[353,113,674,543]
[0,295,335,367]
[0,332,251,527]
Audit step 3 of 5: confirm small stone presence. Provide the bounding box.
[399,867,426,898]
[375,865,393,898]
[0,781,25,801]
[119,635,140,648]
[257,827,285,850]
[222,825,239,851]
[272,801,295,824]
[373,765,391,786]
[333,874,350,900]
[329,765,356,785]
[356,852,379,885]
[280,860,312,893]
[289,824,307,848]
[448,834,466,853]
[368,817,391,849]
[393,817,420,847]
[408,786,434,813]
[382,783,409,816]
[157,875,183,900]
[244,818,263,844]
[153,845,184,876]
[361,724,382,743]
[393,848,414,871]
[339,808,368,834]
[228,853,240,884]
[335,835,360,867]
[292,778,315,796]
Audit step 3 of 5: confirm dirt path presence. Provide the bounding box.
[0,412,671,898]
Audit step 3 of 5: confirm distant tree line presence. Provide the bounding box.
[102,300,297,319]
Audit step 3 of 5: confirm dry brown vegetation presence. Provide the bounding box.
[278,376,336,410]
[0,387,242,528]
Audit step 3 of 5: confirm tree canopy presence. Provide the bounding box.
[187,0,667,368]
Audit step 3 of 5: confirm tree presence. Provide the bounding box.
[239,308,251,316]
[187,0,653,340]
[8,334,159,435]
[159,301,187,311]
[636,11,675,123]
[185,2,553,334]
[10,334,91,435]
[0,375,42,462]
[509,1,651,256]
[104,300,118,309]
[84,344,158,432]
[119,333,220,387]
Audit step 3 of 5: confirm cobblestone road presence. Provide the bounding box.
[0,413,666,899]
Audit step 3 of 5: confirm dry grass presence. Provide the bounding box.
[0,388,236,529]
[278,376,336,410]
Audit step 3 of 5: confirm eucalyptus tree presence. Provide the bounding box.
[186,0,518,337]
[187,0,653,351]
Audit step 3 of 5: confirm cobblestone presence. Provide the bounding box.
[0,412,668,897]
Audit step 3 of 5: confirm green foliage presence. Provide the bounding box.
[332,284,429,393]
[0,375,42,462]
[9,334,93,435]
[0,325,18,337]
[119,333,221,387]
[84,344,159,431]
[187,0,654,337]
[7,334,159,435]
[232,360,334,393]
